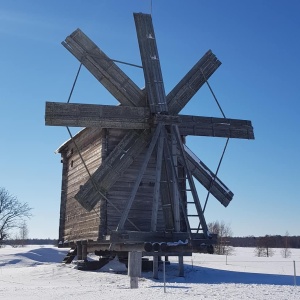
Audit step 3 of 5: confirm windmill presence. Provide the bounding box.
[45,13,254,268]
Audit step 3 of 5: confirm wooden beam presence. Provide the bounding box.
[183,145,234,207]
[153,255,159,279]
[46,102,254,140]
[75,130,151,211]
[62,28,145,107]
[171,128,180,232]
[116,123,162,231]
[128,251,142,288]
[172,125,209,236]
[134,13,168,113]
[178,256,184,277]
[160,136,176,231]
[167,50,221,114]
[151,129,164,231]
[45,102,150,129]
[163,132,192,239]
[177,115,254,139]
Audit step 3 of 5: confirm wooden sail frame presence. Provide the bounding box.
[46,13,254,258]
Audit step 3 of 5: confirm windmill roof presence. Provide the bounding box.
[55,128,86,154]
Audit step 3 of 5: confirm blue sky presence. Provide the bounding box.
[0,0,299,239]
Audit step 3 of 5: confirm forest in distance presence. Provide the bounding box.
[228,235,300,249]
[1,235,300,249]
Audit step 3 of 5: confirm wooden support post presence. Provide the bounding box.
[153,255,159,279]
[82,241,87,261]
[128,251,142,289]
[76,241,82,260]
[178,256,184,277]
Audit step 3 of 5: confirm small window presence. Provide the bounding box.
[71,160,74,167]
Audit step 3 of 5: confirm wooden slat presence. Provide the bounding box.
[117,123,162,231]
[75,130,151,211]
[178,115,254,139]
[172,125,208,235]
[45,101,150,129]
[134,13,168,113]
[167,50,221,114]
[163,132,192,237]
[62,28,145,107]
[46,102,254,140]
[183,146,233,207]
[151,129,164,231]
[160,138,175,231]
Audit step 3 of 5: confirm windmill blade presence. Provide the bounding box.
[182,146,233,207]
[167,50,221,114]
[177,115,254,139]
[46,102,254,139]
[45,102,150,129]
[62,28,146,107]
[75,130,151,211]
[134,13,168,113]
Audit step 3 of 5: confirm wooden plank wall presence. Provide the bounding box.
[105,129,166,232]
[58,127,105,242]
[58,127,188,242]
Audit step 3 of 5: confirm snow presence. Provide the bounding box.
[0,245,299,299]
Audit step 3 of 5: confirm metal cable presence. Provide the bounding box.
[203,137,229,213]
[201,69,226,118]
[195,70,230,233]
[67,63,82,103]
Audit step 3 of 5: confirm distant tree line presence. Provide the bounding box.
[228,235,300,249]
[3,238,58,246]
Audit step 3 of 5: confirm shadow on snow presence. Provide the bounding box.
[1,247,68,266]
[150,263,299,286]
[17,247,68,263]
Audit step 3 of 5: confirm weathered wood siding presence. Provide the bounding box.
[59,128,105,242]
[104,129,165,232]
[58,127,187,242]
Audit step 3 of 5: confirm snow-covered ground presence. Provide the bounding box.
[0,245,299,299]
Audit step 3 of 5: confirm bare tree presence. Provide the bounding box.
[19,221,29,247]
[254,235,274,257]
[281,231,292,258]
[208,220,234,255]
[0,187,32,244]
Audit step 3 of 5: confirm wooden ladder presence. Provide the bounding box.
[62,246,77,264]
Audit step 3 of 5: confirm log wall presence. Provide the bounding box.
[58,127,186,242]
[105,129,165,232]
[59,128,104,242]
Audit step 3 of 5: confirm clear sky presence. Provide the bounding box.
[0,0,299,239]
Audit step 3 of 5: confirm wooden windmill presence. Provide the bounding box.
[45,13,254,265]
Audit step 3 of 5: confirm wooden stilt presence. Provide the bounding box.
[153,255,159,279]
[178,256,184,277]
[76,241,82,260]
[82,241,87,261]
[128,251,142,288]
